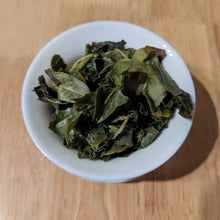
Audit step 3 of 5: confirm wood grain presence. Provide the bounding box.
[0,0,220,219]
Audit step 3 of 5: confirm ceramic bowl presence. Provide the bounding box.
[22,21,195,183]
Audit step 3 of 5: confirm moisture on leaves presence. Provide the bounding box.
[34,40,193,161]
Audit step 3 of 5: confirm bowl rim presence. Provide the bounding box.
[21,20,196,182]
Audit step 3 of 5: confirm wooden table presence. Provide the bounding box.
[1,0,220,219]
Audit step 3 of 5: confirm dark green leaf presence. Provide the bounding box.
[98,89,129,123]
[51,55,67,71]
[93,86,110,120]
[86,125,107,149]
[175,92,193,118]
[90,40,126,54]
[101,144,127,156]
[116,129,133,147]
[34,75,65,106]
[122,71,155,112]
[74,92,95,117]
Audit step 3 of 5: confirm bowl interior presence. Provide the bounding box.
[22,21,195,182]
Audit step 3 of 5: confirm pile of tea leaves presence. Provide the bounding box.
[34,40,193,161]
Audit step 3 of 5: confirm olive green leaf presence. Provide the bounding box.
[98,89,129,123]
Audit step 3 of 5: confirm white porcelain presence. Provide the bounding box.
[22,21,195,183]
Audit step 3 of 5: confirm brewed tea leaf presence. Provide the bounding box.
[34,41,193,161]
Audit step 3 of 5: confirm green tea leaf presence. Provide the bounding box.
[138,126,160,149]
[145,46,166,61]
[109,59,131,87]
[51,54,67,71]
[70,54,98,72]
[98,89,129,123]
[74,92,95,117]
[146,56,182,96]
[65,115,80,144]
[90,40,126,54]
[116,129,133,147]
[56,77,90,102]
[101,144,127,156]
[143,67,167,107]
[147,56,193,118]
[151,107,172,120]
[34,75,65,106]
[49,107,81,138]
[93,86,110,120]
[86,126,107,149]
[47,71,69,89]
[123,71,155,112]
[175,92,193,118]
[128,47,151,72]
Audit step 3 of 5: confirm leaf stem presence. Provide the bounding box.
[113,114,131,139]
[115,49,128,59]
[58,85,85,96]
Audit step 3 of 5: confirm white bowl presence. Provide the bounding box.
[22,21,195,183]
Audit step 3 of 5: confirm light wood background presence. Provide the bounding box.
[1,0,220,219]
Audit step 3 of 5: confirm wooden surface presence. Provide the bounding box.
[1,0,220,219]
